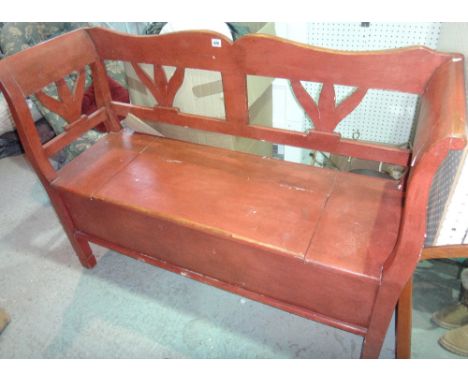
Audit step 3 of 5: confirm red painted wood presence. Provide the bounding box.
[35,68,87,124]
[77,230,368,336]
[77,232,366,336]
[235,34,452,94]
[290,79,321,128]
[396,278,413,359]
[111,101,411,166]
[0,72,56,181]
[56,175,380,331]
[305,174,403,279]
[361,57,467,358]
[87,27,427,163]
[317,82,337,131]
[0,27,466,359]
[131,63,186,107]
[43,107,107,157]
[87,28,236,71]
[55,132,337,257]
[291,80,368,132]
[2,29,97,95]
[90,61,122,133]
[334,88,368,128]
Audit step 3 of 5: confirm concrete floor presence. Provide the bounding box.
[0,154,462,358]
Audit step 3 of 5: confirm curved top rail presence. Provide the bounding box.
[87,26,454,94]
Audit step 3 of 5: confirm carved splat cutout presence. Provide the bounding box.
[131,63,185,108]
[34,68,87,125]
[290,80,367,133]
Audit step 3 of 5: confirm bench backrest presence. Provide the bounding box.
[0,27,458,177]
[88,27,451,167]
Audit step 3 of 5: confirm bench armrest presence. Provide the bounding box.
[383,56,467,285]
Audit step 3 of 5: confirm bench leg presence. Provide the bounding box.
[46,185,97,269]
[396,278,413,358]
[72,233,96,269]
[361,285,401,358]
[361,327,389,358]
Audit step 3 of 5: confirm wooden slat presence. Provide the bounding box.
[111,102,411,165]
[43,107,107,157]
[290,80,368,133]
[335,88,368,126]
[131,62,164,105]
[56,78,73,105]
[153,64,168,96]
[90,60,122,132]
[35,90,71,120]
[291,79,320,128]
[222,72,249,125]
[34,68,87,124]
[70,68,87,115]
[112,101,241,134]
[130,63,185,108]
[317,82,337,131]
[164,67,185,107]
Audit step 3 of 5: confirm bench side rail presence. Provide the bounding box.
[87,27,454,166]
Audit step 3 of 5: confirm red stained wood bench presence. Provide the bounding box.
[0,27,466,358]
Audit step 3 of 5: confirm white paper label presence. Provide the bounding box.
[211,38,222,48]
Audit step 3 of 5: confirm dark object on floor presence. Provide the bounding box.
[36,118,56,143]
[0,118,55,159]
[0,308,10,334]
[0,130,22,158]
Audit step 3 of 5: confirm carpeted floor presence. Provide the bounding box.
[0,153,458,359]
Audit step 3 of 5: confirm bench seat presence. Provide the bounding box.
[52,130,403,330]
